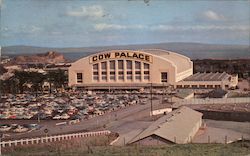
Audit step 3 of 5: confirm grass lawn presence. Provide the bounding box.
[2,135,250,156]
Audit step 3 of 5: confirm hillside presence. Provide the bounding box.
[13,51,66,64]
[3,137,250,156]
[2,42,250,60]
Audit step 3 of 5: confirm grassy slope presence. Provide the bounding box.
[2,136,250,156]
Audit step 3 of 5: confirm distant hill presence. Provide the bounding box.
[2,42,250,60]
[13,51,66,64]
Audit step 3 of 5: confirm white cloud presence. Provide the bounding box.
[94,23,126,31]
[94,23,249,32]
[202,10,226,21]
[94,23,146,31]
[66,5,106,19]
[1,27,9,32]
[150,25,250,31]
[0,0,5,9]
[50,31,62,35]
[30,26,42,33]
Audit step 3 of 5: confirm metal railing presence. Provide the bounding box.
[0,130,111,148]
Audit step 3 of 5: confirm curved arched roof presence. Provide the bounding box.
[74,49,192,74]
[141,49,192,73]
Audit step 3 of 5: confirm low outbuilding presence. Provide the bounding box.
[129,106,203,145]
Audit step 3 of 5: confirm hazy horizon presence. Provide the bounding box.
[2,41,250,49]
[2,42,249,60]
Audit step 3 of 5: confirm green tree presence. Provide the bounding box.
[13,71,29,93]
[46,69,67,92]
[0,77,18,94]
[29,72,46,96]
[0,65,7,75]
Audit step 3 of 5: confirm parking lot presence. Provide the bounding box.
[0,91,146,121]
[0,90,165,139]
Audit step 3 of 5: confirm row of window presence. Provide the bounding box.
[77,71,168,83]
[176,84,221,89]
[93,60,149,70]
[76,61,169,83]
[93,60,150,82]
[93,72,150,81]
[92,71,150,75]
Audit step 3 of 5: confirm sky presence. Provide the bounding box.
[0,0,250,47]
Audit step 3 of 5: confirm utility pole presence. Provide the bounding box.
[37,113,40,123]
[0,133,3,156]
[248,77,250,92]
[162,82,164,104]
[150,83,153,116]
[0,137,1,156]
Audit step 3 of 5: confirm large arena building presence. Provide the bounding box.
[68,49,238,90]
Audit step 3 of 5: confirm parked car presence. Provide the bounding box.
[13,125,29,133]
[0,125,12,132]
[53,115,61,120]
[61,113,70,119]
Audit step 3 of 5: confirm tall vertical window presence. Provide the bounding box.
[144,63,149,70]
[101,62,107,70]
[118,60,124,81]
[161,72,168,82]
[93,63,99,81]
[126,60,132,70]
[93,64,98,70]
[110,60,115,70]
[135,61,141,69]
[118,60,124,69]
[109,60,115,81]
[77,73,83,83]
[144,63,150,81]
[135,61,141,81]
[101,62,107,81]
[126,60,132,81]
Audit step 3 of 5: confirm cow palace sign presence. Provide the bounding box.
[89,51,153,64]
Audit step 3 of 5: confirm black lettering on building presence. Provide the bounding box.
[92,56,98,62]
[115,52,120,57]
[145,55,150,62]
[99,54,104,60]
[127,52,133,58]
[139,54,144,60]
[120,52,126,57]
[104,53,111,59]
[133,53,139,59]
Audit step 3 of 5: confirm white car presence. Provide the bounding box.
[57,109,64,113]
[53,115,61,120]
[0,125,12,132]
[61,113,70,119]
[13,126,28,133]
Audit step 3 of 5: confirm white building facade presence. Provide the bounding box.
[68,49,193,89]
[68,49,238,89]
